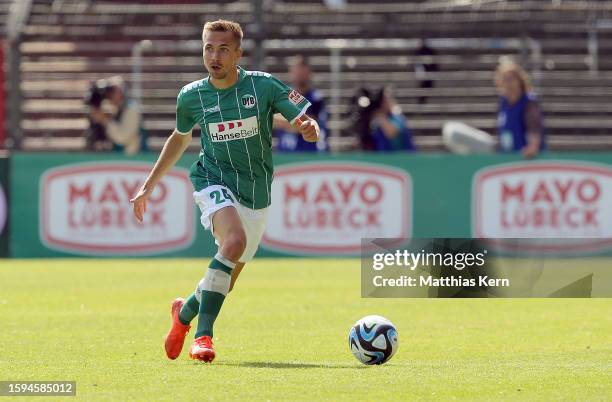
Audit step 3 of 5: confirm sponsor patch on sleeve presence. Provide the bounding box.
[288,89,305,106]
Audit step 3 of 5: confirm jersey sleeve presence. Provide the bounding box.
[175,90,196,134]
[269,75,311,125]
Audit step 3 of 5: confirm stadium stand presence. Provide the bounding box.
[0,1,10,38]
[10,0,612,151]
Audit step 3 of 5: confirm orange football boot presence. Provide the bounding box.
[164,298,191,360]
[189,336,215,363]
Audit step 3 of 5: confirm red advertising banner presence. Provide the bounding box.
[40,162,195,255]
[262,162,412,255]
[472,161,612,252]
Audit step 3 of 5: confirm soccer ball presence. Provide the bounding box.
[348,315,398,365]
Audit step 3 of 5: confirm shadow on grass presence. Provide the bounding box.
[216,361,368,369]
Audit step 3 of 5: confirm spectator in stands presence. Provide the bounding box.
[346,87,375,150]
[495,58,545,158]
[414,39,438,105]
[86,76,147,155]
[273,55,328,152]
[368,87,416,152]
[443,58,544,158]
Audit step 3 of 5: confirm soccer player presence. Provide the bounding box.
[130,20,320,362]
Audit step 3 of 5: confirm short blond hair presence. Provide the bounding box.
[495,57,532,93]
[203,20,243,48]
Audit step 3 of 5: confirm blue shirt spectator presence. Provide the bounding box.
[273,55,328,152]
[369,87,415,152]
[497,92,545,153]
[371,113,415,151]
[494,60,545,158]
[276,88,328,152]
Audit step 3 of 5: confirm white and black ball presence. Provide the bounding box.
[348,315,398,365]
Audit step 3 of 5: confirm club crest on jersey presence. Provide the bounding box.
[288,90,305,106]
[241,94,256,109]
[208,115,259,142]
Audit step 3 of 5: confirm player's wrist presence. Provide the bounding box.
[141,181,156,193]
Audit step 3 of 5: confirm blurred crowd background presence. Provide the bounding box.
[1,0,612,155]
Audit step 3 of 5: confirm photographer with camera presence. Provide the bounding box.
[348,86,415,152]
[85,76,147,155]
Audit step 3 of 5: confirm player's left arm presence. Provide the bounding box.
[272,113,295,132]
[292,114,320,143]
[269,75,320,142]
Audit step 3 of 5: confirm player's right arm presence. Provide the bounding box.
[130,86,197,222]
[130,130,192,222]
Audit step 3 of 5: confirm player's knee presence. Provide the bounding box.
[221,229,246,261]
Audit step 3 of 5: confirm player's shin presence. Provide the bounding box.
[178,293,199,325]
[194,252,236,338]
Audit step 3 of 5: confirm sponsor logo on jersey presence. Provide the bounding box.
[40,162,194,255]
[204,105,220,115]
[473,161,612,252]
[241,94,256,109]
[288,90,305,106]
[208,116,259,142]
[262,162,412,255]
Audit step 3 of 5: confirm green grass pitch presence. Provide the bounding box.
[1,259,611,401]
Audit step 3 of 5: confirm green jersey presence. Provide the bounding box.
[175,66,311,209]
